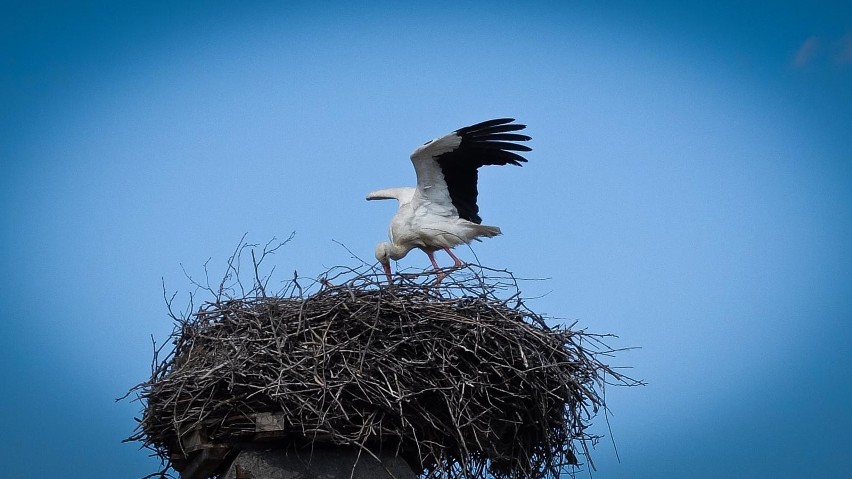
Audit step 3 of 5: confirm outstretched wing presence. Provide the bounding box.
[366,187,416,206]
[410,118,531,224]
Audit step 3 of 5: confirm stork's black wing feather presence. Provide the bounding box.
[479,133,532,142]
[455,118,516,134]
[474,141,532,152]
[435,118,531,224]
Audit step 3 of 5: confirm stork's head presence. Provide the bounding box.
[375,242,393,284]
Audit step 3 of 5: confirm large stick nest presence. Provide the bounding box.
[127,241,637,479]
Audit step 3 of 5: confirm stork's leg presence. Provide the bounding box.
[443,248,464,268]
[426,250,445,284]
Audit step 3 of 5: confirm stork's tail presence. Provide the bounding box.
[472,224,502,239]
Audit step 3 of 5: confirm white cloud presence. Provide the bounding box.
[835,33,852,65]
[792,36,819,68]
[791,33,852,69]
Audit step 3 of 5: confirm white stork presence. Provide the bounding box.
[366,118,531,284]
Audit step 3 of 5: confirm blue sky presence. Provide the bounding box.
[1,1,851,477]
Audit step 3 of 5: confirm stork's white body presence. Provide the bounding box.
[367,186,501,258]
[367,119,530,283]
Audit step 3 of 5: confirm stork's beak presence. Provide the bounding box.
[382,262,393,284]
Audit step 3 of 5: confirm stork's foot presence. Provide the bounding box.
[443,248,465,268]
